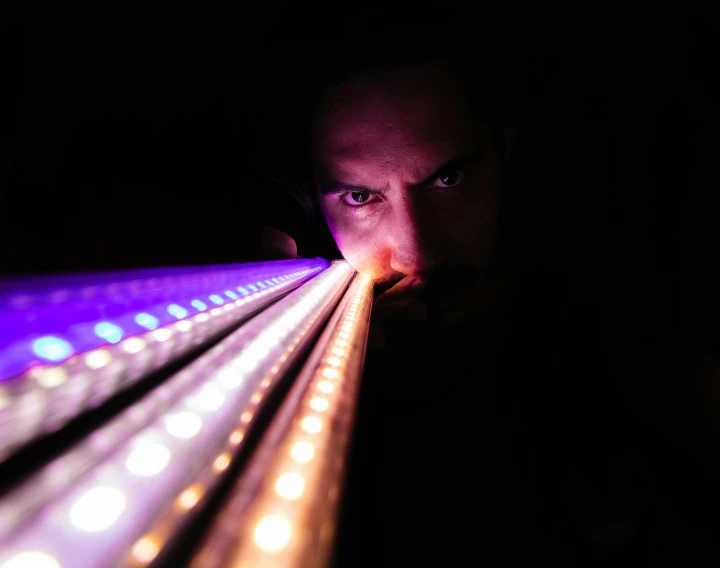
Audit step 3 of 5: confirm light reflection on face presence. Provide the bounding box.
[311,62,502,296]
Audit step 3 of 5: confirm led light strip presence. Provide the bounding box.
[0,260,328,461]
[189,272,373,568]
[0,262,355,568]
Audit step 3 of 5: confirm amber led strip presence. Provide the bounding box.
[189,272,373,568]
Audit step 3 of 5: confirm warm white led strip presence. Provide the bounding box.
[189,272,374,568]
[0,262,356,568]
[0,265,326,462]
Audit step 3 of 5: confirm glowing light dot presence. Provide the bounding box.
[164,412,202,438]
[301,416,323,434]
[176,320,192,332]
[36,367,68,389]
[94,322,123,344]
[309,397,329,411]
[135,313,159,330]
[209,294,224,305]
[322,367,339,379]
[126,443,171,476]
[291,441,315,463]
[251,392,263,404]
[256,282,266,289]
[191,299,207,311]
[213,453,231,472]
[261,378,272,388]
[238,287,249,296]
[240,411,253,423]
[229,430,244,445]
[210,308,222,316]
[177,486,202,510]
[331,348,345,357]
[190,385,225,411]
[152,328,172,343]
[69,486,126,532]
[316,381,334,394]
[327,357,341,367]
[248,285,257,292]
[225,290,238,299]
[85,349,112,370]
[33,336,73,362]
[275,473,305,500]
[132,536,160,564]
[122,337,146,354]
[194,313,209,323]
[0,551,60,568]
[335,340,347,348]
[338,332,350,339]
[254,516,291,552]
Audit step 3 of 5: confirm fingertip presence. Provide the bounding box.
[261,226,298,259]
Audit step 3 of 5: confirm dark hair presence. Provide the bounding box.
[264,21,525,216]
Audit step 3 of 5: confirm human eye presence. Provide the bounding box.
[429,168,469,189]
[339,190,379,208]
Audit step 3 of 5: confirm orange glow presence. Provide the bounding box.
[177,485,203,510]
[316,381,334,394]
[213,453,231,472]
[251,392,263,404]
[131,536,160,564]
[290,442,315,463]
[241,411,253,423]
[301,416,323,434]
[309,397,329,411]
[254,516,291,552]
[322,368,339,379]
[275,473,305,500]
[229,430,244,445]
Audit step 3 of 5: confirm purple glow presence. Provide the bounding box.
[0,259,329,383]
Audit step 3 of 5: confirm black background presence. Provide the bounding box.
[6,9,719,279]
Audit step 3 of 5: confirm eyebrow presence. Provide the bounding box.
[319,150,485,196]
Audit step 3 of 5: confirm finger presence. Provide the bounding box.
[374,276,424,306]
[261,226,298,259]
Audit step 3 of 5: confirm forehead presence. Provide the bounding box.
[312,63,483,178]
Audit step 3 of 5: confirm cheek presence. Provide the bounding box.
[320,204,391,278]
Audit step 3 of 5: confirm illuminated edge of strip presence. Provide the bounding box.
[189,272,373,568]
[0,263,356,568]
[0,265,326,462]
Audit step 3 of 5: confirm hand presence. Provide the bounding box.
[260,226,298,260]
[368,275,428,350]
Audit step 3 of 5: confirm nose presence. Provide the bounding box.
[388,196,441,279]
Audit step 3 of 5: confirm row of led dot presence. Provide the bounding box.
[27,268,320,365]
[0,266,325,461]
[189,273,373,568]
[0,263,356,568]
[0,259,324,312]
[126,295,336,567]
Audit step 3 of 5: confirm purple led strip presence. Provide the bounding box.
[0,258,330,461]
[0,259,329,382]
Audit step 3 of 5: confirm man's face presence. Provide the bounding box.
[312,62,502,304]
